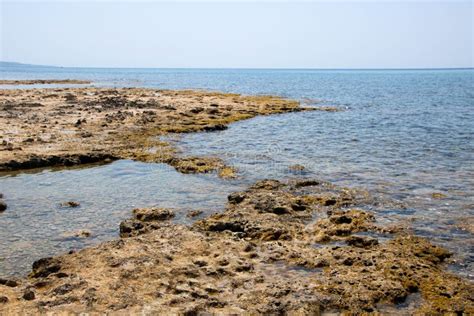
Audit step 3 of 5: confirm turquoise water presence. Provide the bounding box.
[0,65,473,278]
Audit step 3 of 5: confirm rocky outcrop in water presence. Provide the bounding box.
[1,179,472,314]
[0,88,310,177]
[0,80,91,85]
[0,200,6,212]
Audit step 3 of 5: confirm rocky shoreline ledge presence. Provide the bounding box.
[0,80,91,85]
[0,87,313,178]
[0,179,472,314]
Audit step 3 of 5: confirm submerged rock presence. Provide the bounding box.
[431,192,447,199]
[61,230,92,239]
[288,164,306,173]
[186,210,204,218]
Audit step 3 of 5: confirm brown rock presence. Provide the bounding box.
[61,201,80,208]
[22,290,35,301]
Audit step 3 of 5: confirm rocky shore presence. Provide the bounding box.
[0,85,472,314]
[0,79,91,85]
[0,179,472,314]
[0,87,312,178]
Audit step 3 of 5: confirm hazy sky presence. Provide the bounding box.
[1,1,472,68]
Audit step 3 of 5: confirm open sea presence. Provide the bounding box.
[0,64,473,279]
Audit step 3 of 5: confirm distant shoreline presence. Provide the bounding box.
[0,79,91,85]
[1,61,472,71]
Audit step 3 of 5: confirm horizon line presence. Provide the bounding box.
[1,61,473,71]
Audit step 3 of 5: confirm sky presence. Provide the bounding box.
[0,1,472,68]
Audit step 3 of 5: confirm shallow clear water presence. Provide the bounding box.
[0,65,473,279]
[0,161,245,277]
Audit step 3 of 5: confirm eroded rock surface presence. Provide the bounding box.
[0,88,310,177]
[1,179,472,314]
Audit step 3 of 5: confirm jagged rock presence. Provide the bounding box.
[30,257,61,278]
[133,208,175,222]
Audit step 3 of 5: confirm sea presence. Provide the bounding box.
[0,63,473,279]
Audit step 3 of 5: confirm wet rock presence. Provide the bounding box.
[456,217,474,234]
[227,192,246,204]
[202,124,227,132]
[167,156,224,174]
[0,153,117,172]
[133,208,175,222]
[62,230,92,239]
[218,166,237,179]
[186,210,204,218]
[30,257,61,278]
[61,201,80,208]
[0,200,6,212]
[288,164,306,172]
[431,192,447,199]
[76,230,91,238]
